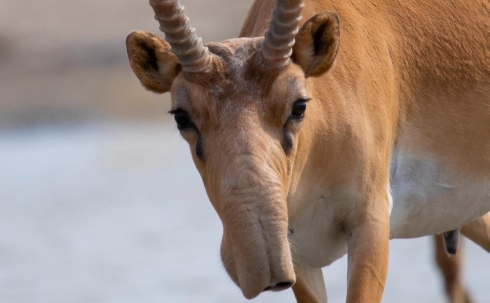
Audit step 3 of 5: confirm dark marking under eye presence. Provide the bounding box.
[139,42,159,72]
[282,129,293,155]
[196,135,204,160]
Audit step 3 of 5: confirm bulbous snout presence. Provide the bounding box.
[219,196,296,299]
[221,228,296,299]
[263,281,295,292]
[203,119,296,299]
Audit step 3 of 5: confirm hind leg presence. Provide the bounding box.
[434,235,473,303]
[461,212,490,253]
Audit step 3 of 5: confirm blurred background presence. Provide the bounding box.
[0,1,488,302]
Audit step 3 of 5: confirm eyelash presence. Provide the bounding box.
[169,109,193,130]
[290,98,311,120]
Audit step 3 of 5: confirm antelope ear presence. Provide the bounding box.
[126,30,181,94]
[292,12,340,78]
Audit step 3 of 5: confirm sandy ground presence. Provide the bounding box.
[0,122,488,303]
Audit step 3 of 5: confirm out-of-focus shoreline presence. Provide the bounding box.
[0,0,253,128]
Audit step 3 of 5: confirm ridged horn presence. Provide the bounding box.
[150,0,212,73]
[261,0,305,68]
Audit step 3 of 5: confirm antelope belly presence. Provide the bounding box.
[389,152,490,239]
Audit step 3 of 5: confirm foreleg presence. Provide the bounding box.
[292,263,328,303]
[345,191,391,303]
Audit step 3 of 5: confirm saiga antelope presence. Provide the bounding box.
[125,0,490,302]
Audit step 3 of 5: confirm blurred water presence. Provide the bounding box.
[0,122,488,303]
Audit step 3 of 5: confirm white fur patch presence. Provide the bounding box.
[387,182,393,216]
[389,152,490,239]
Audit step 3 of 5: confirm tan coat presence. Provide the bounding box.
[126,0,490,301]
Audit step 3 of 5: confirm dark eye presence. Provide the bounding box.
[291,99,309,119]
[171,110,192,129]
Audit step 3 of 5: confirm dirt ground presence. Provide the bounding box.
[0,0,253,127]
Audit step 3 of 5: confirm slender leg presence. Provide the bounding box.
[433,212,490,303]
[292,263,328,303]
[344,185,391,303]
[434,235,473,303]
[461,212,490,253]
[346,220,390,303]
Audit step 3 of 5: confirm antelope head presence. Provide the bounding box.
[126,0,340,299]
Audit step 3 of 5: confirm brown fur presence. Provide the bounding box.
[434,213,490,303]
[126,31,181,94]
[126,0,490,302]
[292,12,340,77]
[462,213,490,253]
[434,235,473,303]
[292,264,327,303]
[244,51,283,99]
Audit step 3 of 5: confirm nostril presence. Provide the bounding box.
[263,281,295,293]
[270,281,293,292]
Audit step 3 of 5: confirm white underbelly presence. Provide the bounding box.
[389,152,490,239]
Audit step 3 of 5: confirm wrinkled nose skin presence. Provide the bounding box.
[221,228,296,299]
[219,190,296,299]
[204,112,296,299]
